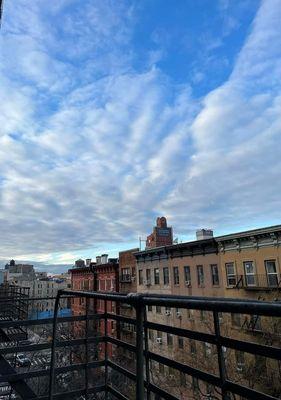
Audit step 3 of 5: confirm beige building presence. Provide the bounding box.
[133,223,281,399]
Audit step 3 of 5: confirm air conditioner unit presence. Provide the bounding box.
[131,276,136,282]
[185,280,191,287]
[236,363,244,373]
[156,337,162,344]
[176,311,182,318]
[165,310,171,316]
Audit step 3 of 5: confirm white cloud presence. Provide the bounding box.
[0,0,280,263]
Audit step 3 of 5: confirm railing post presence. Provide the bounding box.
[131,294,145,400]
[49,290,62,400]
[213,311,229,400]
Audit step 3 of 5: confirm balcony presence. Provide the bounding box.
[0,287,280,399]
[235,274,281,290]
[119,274,133,283]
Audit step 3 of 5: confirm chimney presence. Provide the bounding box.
[101,254,108,264]
[196,229,213,241]
[96,256,101,265]
[86,259,91,266]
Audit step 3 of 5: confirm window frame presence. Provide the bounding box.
[173,266,180,285]
[163,267,169,285]
[211,264,220,286]
[265,260,278,287]
[184,266,191,285]
[154,268,160,285]
[197,265,204,286]
[225,262,236,286]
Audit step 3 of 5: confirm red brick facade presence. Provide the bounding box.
[146,216,173,248]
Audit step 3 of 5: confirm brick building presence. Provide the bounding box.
[69,255,119,358]
[146,216,173,249]
[134,221,281,399]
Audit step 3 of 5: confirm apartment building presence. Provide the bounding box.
[134,220,281,399]
[70,255,119,358]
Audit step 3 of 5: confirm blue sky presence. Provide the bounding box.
[0,0,281,270]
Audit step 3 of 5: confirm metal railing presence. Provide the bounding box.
[235,274,281,289]
[119,274,133,283]
[0,290,280,399]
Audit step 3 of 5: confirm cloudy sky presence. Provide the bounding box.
[0,0,280,269]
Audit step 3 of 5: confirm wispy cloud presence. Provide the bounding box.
[0,0,280,264]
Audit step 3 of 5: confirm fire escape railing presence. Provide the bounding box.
[0,290,281,400]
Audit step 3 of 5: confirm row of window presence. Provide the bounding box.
[138,264,220,287]
[225,259,279,287]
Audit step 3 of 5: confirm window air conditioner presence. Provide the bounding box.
[165,310,171,316]
[176,311,182,318]
[156,337,162,344]
[185,280,191,287]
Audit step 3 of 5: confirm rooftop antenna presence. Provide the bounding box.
[138,236,146,251]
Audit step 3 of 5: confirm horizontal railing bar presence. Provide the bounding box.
[107,384,129,400]
[221,336,281,360]
[145,321,217,344]
[0,360,105,383]
[0,336,105,355]
[142,297,281,316]
[107,359,136,381]
[0,313,105,328]
[147,383,179,400]
[37,385,106,400]
[225,379,278,400]
[105,312,136,325]
[60,290,281,316]
[61,289,128,302]
[148,351,221,387]
[106,336,136,353]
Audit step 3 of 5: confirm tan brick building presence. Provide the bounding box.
[133,222,281,399]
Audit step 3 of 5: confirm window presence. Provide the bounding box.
[225,263,236,286]
[235,351,245,372]
[250,314,262,331]
[189,339,196,354]
[159,363,164,374]
[178,337,184,349]
[231,313,241,327]
[154,268,160,285]
[211,264,219,285]
[163,267,169,285]
[192,377,199,391]
[200,310,206,321]
[243,261,256,286]
[146,269,151,283]
[157,331,162,339]
[197,265,204,286]
[148,305,152,312]
[173,267,179,285]
[255,355,266,371]
[156,305,161,314]
[184,266,191,285]
[180,372,186,386]
[265,260,278,287]
[148,330,154,340]
[138,270,143,285]
[167,333,173,346]
[204,342,212,357]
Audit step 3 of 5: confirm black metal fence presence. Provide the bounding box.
[0,289,280,400]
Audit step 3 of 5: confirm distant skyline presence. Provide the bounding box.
[1,0,281,267]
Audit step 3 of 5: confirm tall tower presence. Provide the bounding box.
[146,217,173,249]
